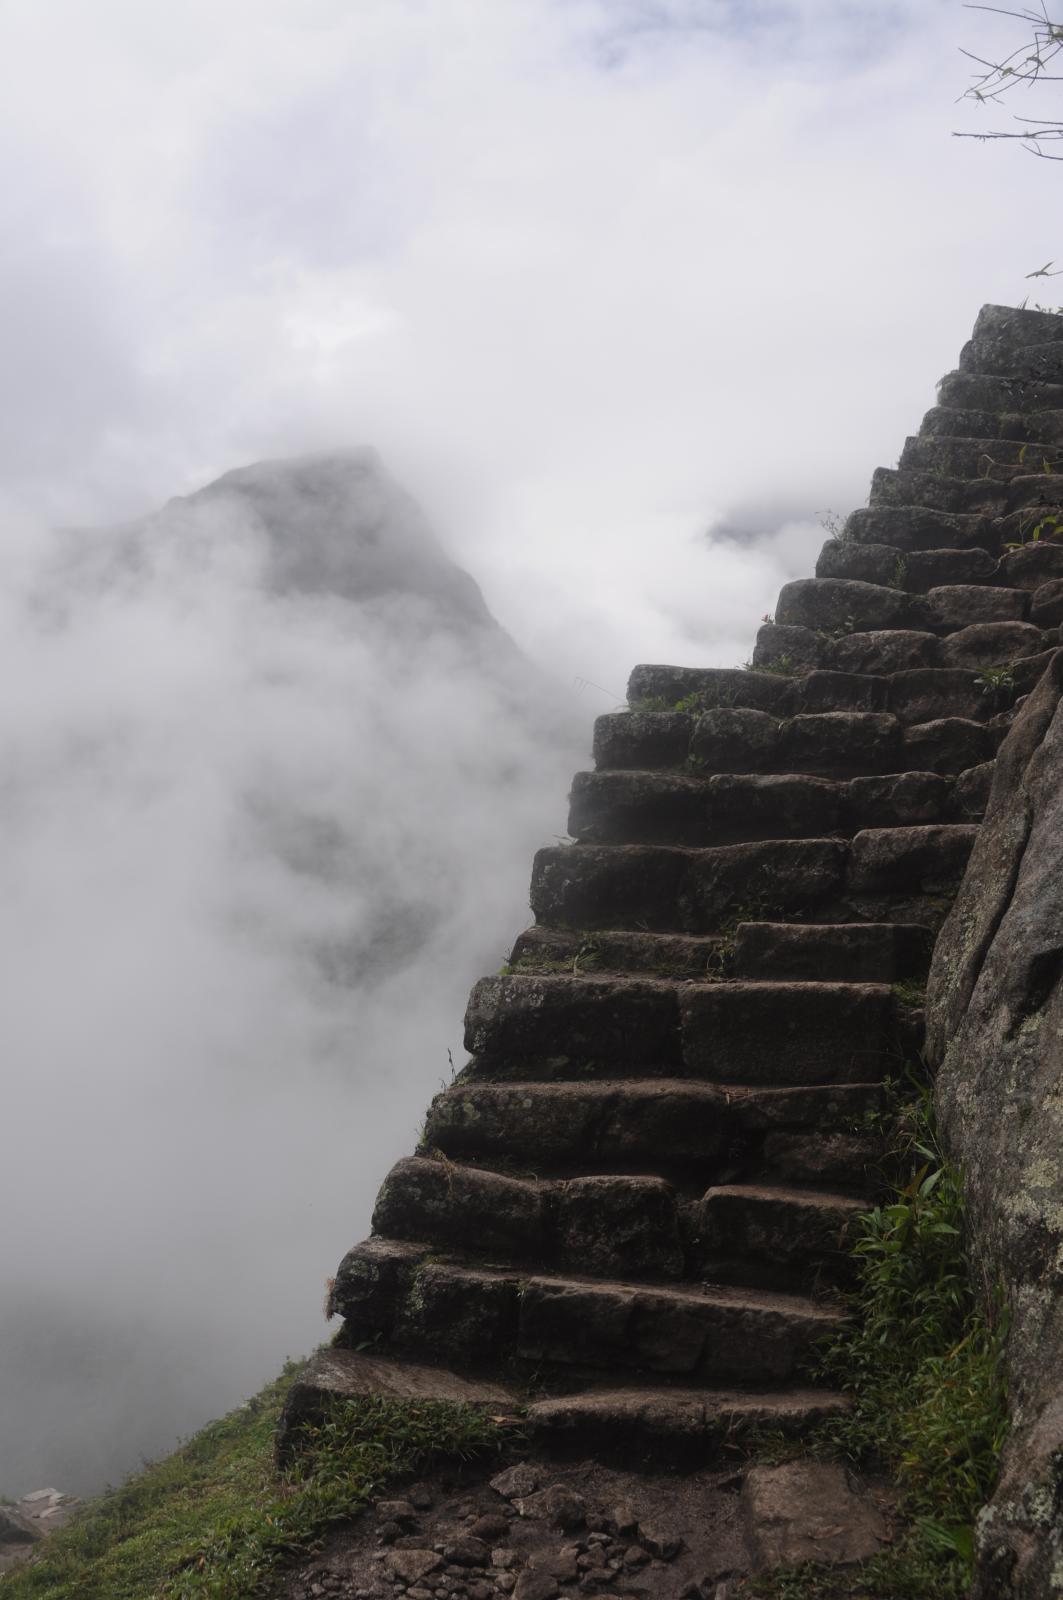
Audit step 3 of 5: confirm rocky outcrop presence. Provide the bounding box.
[289,302,1063,1593]
[927,649,1063,1598]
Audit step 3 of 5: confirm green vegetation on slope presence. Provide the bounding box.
[0,1365,502,1600]
[752,1076,1010,1600]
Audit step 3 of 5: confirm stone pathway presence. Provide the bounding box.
[284,301,1063,1586]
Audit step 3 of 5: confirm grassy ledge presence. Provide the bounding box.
[750,1074,1010,1600]
[0,1366,505,1600]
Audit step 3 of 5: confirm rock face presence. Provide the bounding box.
[927,649,1063,1598]
[298,302,1063,1585]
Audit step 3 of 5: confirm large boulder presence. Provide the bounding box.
[926,648,1063,1597]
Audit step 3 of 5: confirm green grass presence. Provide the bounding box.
[750,1079,1009,1599]
[0,1363,505,1600]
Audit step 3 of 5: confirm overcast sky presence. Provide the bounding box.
[2,0,1059,1493]
[0,0,1052,685]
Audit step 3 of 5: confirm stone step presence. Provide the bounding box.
[842,505,996,552]
[595,706,996,778]
[961,333,1063,383]
[569,769,972,847]
[971,303,1063,348]
[732,920,930,982]
[778,573,1033,634]
[900,433,1063,481]
[508,925,726,980]
[530,829,973,935]
[334,1244,848,1382]
[463,974,897,1086]
[372,1155,873,1292]
[937,370,1063,417]
[919,404,1063,445]
[868,466,1063,517]
[816,537,999,592]
[524,1383,850,1462]
[750,618,1051,674]
[627,661,1022,725]
[1000,541,1063,590]
[695,1183,865,1277]
[424,1078,884,1173]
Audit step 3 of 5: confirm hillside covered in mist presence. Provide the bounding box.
[0,452,583,1497]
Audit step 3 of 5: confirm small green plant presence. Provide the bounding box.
[817,508,851,542]
[973,665,1015,697]
[743,653,797,676]
[891,554,908,589]
[1003,508,1063,549]
[891,979,927,1010]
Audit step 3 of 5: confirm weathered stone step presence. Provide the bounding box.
[628,661,1023,725]
[937,370,1063,417]
[816,537,999,591]
[596,705,996,778]
[919,404,1063,445]
[915,403,1063,448]
[508,925,726,979]
[464,974,897,1085]
[336,1245,847,1381]
[971,303,1063,349]
[750,618,1050,674]
[900,433,1063,481]
[843,505,996,552]
[695,1183,865,1276]
[525,1383,850,1461]
[424,1077,884,1171]
[569,768,976,847]
[869,465,1063,518]
[999,540,1063,590]
[531,827,975,934]
[776,574,1032,636]
[732,920,930,982]
[961,333,1063,383]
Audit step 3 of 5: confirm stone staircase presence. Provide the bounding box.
[313,303,1063,1465]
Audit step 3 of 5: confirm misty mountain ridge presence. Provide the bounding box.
[52,449,514,657]
[2,451,581,1499]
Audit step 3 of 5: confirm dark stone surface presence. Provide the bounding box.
[847,823,978,893]
[1001,542,1063,591]
[900,716,992,775]
[372,1156,545,1255]
[750,622,824,673]
[627,663,786,713]
[733,921,930,984]
[697,1184,863,1267]
[778,711,900,775]
[775,577,925,634]
[555,1175,684,1278]
[1030,577,1063,628]
[593,710,691,770]
[843,504,995,551]
[941,620,1047,668]
[887,667,1000,725]
[464,974,681,1068]
[905,546,1000,591]
[829,629,941,675]
[689,706,780,771]
[843,771,949,828]
[926,649,1063,1598]
[570,770,845,847]
[814,539,905,588]
[679,982,896,1086]
[926,584,1028,629]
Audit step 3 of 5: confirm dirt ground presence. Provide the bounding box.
[279,1449,747,1600]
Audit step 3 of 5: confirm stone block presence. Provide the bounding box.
[697,1185,863,1266]
[395,1262,521,1360]
[741,1462,890,1570]
[1000,540,1063,590]
[689,706,780,771]
[750,623,824,672]
[926,584,1028,629]
[843,772,949,829]
[329,1236,428,1329]
[733,921,929,984]
[777,711,900,774]
[679,982,896,1086]
[684,839,847,930]
[848,824,978,893]
[464,974,681,1068]
[941,620,1046,667]
[593,710,691,770]
[372,1157,545,1256]
[775,577,924,634]
[1031,577,1063,627]
[627,663,787,713]
[814,539,905,588]
[828,629,941,675]
[843,505,995,551]
[530,843,690,931]
[554,1175,683,1278]
[900,717,992,774]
